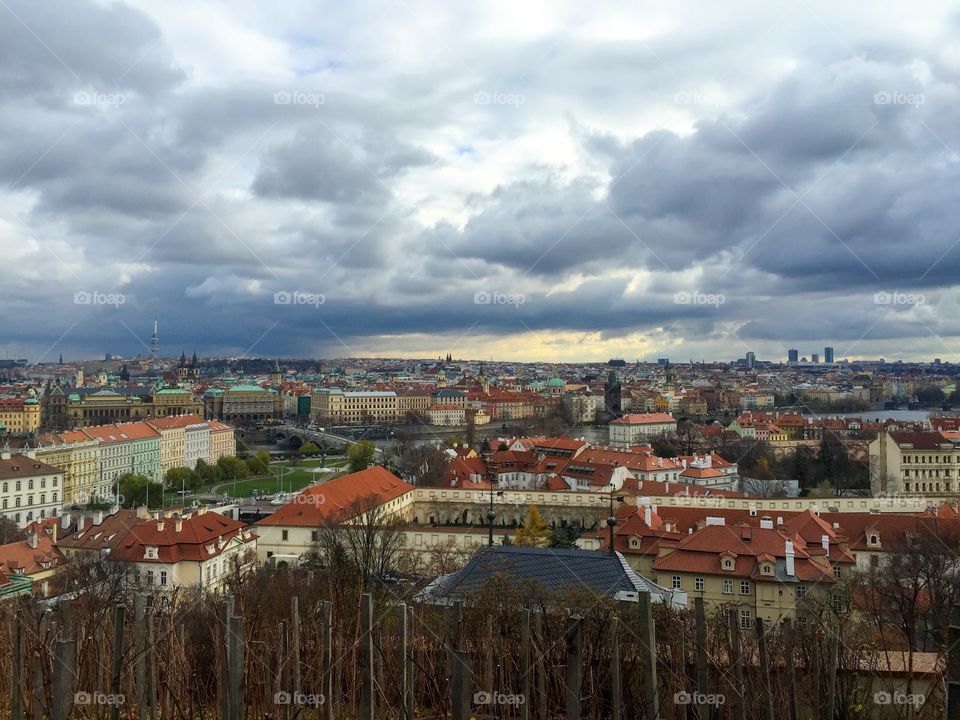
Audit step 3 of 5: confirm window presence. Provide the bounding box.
[833,565,842,579]
[739,609,751,629]
[831,594,845,613]
[796,585,806,599]
[722,579,733,594]
[672,575,682,590]
[695,577,704,592]
[311,530,318,542]
[282,530,289,541]
[740,580,751,595]
[160,571,167,586]
[145,571,154,585]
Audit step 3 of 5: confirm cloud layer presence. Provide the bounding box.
[3,0,960,362]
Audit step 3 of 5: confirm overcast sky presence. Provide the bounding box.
[3,0,960,364]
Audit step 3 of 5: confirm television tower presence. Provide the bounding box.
[150,319,159,360]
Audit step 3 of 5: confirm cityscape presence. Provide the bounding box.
[3,1,960,719]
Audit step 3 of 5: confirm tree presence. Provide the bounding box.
[650,434,677,458]
[247,450,270,475]
[0,516,23,544]
[299,441,321,456]
[397,445,449,487]
[465,416,477,449]
[514,505,551,547]
[550,523,581,549]
[306,494,411,590]
[347,440,376,473]
[195,458,221,485]
[164,467,200,492]
[118,473,164,508]
[216,455,250,481]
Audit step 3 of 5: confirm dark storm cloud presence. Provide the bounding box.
[5,0,960,361]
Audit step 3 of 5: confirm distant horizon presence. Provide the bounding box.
[12,352,959,368]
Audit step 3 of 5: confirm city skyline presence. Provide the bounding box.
[3,1,960,363]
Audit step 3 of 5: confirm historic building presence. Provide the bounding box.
[43,386,203,430]
[0,397,41,435]
[0,453,64,526]
[203,384,282,424]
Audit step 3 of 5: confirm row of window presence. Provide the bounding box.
[674,576,758,595]
[903,454,959,464]
[1,477,59,492]
[2,493,58,509]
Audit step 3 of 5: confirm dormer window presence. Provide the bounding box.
[761,562,774,576]
[630,538,640,548]
[868,534,879,547]
[144,547,158,560]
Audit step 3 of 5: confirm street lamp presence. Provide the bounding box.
[608,484,625,556]
[487,485,505,546]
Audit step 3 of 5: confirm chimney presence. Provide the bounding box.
[77,514,85,531]
[93,510,103,526]
[760,516,773,529]
[174,519,183,533]
[740,525,752,542]
[60,513,71,530]
[157,520,165,531]
[785,539,795,577]
[644,506,652,526]
[776,516,783,526]
[821,534,830,557]
[26,532,38,549]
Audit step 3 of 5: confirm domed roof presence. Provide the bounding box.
[547,377,565,387]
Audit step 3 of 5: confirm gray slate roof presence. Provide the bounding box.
[418,545,685,608]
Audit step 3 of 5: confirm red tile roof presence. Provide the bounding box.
[257,466,413,527]
[110,510,254,563]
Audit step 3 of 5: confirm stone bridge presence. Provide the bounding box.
[271,425,384,454]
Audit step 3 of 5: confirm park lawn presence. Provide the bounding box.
[223,466,345,499]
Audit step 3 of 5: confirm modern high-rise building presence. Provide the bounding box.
[824,346,834,363]
[788,349,799,363]
[812,353,820,364]
[745,352,756,369]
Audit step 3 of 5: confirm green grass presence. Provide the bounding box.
[219,464,347,499]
